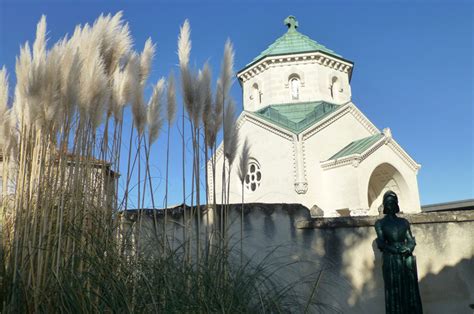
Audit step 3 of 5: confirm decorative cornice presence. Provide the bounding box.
[238,51,353,83]
[386,138,421,173]
[347,104,380,135]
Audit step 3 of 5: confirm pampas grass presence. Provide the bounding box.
[223,99,238,168]
[0,66,8,118]
[238,138,250,185]
[177,19,191,69]
[131,68,147,135]
[220,39,234,98]
[166,72,177,124]
[32,15,47,63]
[216,39,235,241]
[139,38,155,86]
[200,62,212,137]
[0,14,146,311]
[147,78,165,145]
[0,14,328,314]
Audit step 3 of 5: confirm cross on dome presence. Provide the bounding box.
[284,16,298,30]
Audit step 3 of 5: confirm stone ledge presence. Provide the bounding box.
[296,210,474,229]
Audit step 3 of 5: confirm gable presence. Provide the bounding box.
[321,132,420,172]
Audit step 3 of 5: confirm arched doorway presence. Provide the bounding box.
[367,163,410,214]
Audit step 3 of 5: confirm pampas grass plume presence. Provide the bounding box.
[15,42,32,99]
[33,15,47,62]
[200,62,212,123]
[209,79,224,148]
[224,99,238,166]
[133,93,146,135]
[177,19,191,69]
[220,39,234,97]
[238,138,250,183]
[181,67,195,120]
[0,66,9,118]
[166,71,176,124]
[147,77,165,144]
[139,38,155,86]
[79,47,108,128]
[124,52,141,104]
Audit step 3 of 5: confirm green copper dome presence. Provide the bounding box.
[248,16,342,66]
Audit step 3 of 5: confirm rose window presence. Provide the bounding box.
[245,162,262,192]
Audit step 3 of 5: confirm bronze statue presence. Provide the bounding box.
[375,191,423,314]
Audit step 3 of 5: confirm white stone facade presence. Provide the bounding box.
[208,18,421,217]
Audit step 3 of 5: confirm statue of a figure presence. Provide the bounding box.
[375,191,423,314]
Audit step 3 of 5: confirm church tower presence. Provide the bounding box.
[209,16,421,217]
[238,16,353,112]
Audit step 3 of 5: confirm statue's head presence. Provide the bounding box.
[383,190,400,215]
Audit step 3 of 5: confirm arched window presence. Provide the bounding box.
[330,76,338,99]
[330,75,344,101]
[290,77,300,100]
[252,83,261,104]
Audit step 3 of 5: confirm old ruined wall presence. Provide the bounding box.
[124,206,474,313]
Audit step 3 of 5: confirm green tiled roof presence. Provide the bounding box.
[253,101,340,134]
[249,16,341,66]
[329,134,384,160]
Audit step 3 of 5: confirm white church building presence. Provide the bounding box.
[209,16,421,217]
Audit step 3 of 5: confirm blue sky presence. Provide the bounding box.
[0,0,472,207]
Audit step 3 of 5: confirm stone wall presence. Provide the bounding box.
[123,204,474,313]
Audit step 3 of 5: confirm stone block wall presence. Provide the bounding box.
[122,204,474,313]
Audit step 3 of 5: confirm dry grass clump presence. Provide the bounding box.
[1,12,146,312]
[0,13,327,313]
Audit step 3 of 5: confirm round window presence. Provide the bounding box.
[245,161,262,192]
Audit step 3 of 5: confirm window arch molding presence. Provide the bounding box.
[248,79,263,107]
[329,74,344,100]
[284,67,305,88]
[251,82,262,104]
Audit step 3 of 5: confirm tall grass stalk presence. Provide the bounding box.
[219,40,234,247]
[177,20,190,262]
[200,63,212,246]
[238,138,250,265]
[164,71,176,247]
